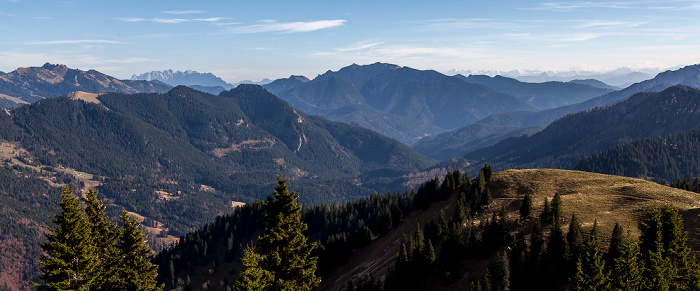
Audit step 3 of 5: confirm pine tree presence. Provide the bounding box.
[258,177,320,290]
[551,193,563,224]
[567,213,585,265]
[611,230,642,291]
[519,193,533,219]
[234,246,273,291]
[482,163,493,181]
[540,197,551,224]
[36,187,100,291]
[639,207,672,290]
[572,221,607,291]
[481,188,493,206]
[490,250,510,291]
[607,223,624,264]
[112,211,161,291]
[83,188,119,289]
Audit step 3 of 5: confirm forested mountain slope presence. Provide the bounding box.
[0,85,434,236]
[574,126,700,181]
[465,85,700,170]
[477,63,700,128]
[456,74,613,109]
[0,85,438,290]
[154,168,700,290]
[412,123,543,160]
[0,63,171,108]
[265,63,537,144]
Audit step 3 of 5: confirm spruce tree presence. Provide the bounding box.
[36,187,100,291]
[573,221,607,291]
[83,188,119,289]
[481,188,493,206]
[234,246,273,291]
[551,192,563,223]
[611,230,642,291]
[258,177,320,290]
[639,207,672,290]
[490,250,510,291]
[540,197,551,224]
[567,213,584,265]
[607,222,624,264]
[519,193,533,219]
[112,211,161,291]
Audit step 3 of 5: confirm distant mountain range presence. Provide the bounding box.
[0,63,171,108]
[575,126,700,181]
[0,85,434,231]
[456,74,613,109]
[131,69,272,95]
[265,63,558,144]
[445,66,661,87]
[412,123,543,160]
[477,64,700,128]
[466,85,700,170]
[131,69,234,89]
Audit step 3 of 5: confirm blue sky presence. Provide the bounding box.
[1,0,699,83]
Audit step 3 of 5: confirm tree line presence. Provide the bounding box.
[35,187,160,290]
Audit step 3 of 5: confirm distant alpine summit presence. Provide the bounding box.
[0,63,171,108]
[131,69,234,89]
[131,69,273,95]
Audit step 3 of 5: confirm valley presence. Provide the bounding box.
[1,61,700,290]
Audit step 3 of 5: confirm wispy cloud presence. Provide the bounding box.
[194,17,226,22]
[577,20,648,28]
[23,39,124,45]
[163,10,206,15]
[522,1,679,11]
[316,43,491,61]
[224,19,346,33]
[116,17,146,22]
[152,18,189,23]
[335,41,385,52]
[420,18,522,31]
[504,32,603,42]
[115,17,228,23]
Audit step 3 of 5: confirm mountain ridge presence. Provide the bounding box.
[466,85,700,170]
[0,63,171,108]
[265,63,538,144]
[477,63,700,128]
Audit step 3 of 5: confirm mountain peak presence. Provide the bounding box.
[131,69,233,89]
[41,62,67,71]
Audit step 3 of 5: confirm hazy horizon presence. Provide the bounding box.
[2,0,699,83]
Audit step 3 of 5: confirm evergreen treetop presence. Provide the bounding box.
[37,187,100,291]
[258,176,320,291]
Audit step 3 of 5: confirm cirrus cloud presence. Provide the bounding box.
[163,10,206,15]
[115,17,228,23]
[224,19,347,34]
[23,39,124,45]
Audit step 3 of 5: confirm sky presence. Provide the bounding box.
[1,0,700,83]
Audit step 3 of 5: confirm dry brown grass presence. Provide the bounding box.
[320,169,700,290]
[68,91,101,104]
[491,169,700,241]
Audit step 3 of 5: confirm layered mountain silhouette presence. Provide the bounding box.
[131,69,234,89]
[478,64,700,128]
[456,74,613,109]
[466,85,700,170]
[1,84,434,226]
[575,126,700,181]
[0,63,171,108]
[413,123,543,160]
[265,63,540,144]
[132,69,273,95]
